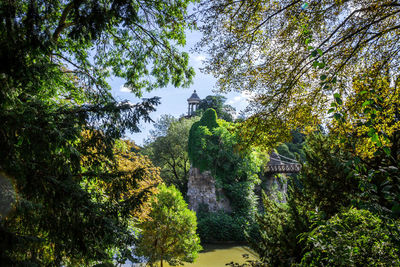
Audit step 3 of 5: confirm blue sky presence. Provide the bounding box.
[108,30,251,146]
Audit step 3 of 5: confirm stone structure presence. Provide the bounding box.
[262,174,288,203]
[187,167,231,212]
[187,90,201,117]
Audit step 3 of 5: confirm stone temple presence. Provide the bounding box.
[187,90,201,117]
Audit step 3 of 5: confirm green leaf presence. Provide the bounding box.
[16,138,23,146]
[320,74,327,81]
[371,133,380,146]
[334,94,342,105]
[363,108,371,114]
[383,147,391,156]
[317,49,323,56]
[328,108,335,114]
[367,128,376,137]
[311,50,317,57]
[362,100,371,107]
[333,113,342,121]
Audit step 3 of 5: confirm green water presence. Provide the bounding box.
[165,244,258,267]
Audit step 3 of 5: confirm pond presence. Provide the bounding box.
[165,244,258,267]
[123,244,258,267]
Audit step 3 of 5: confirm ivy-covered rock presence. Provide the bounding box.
[188,108,220,171]
[187,109,268,241]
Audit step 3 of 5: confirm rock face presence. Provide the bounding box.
[187,167,231,212]
[263,174,288,203]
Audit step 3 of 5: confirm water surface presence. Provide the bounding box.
[165,244,258,267]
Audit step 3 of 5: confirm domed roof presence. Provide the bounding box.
[187,90,201,102]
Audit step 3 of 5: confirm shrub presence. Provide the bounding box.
[197,209,247,242]
[301,208,400,266]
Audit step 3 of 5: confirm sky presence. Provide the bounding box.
[108,30,251,146]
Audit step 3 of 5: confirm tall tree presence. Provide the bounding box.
[0,0,195,265]
[195,95,236,122]
[143,115,199,197]
[135,184,202,267]
[195,0,400,146]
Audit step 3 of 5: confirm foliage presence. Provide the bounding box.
[249,129,400,266]
[196,205,251,243]
[143,115,199,198]
[188,108,220,171]
[301,208,400,266]
[297,133,360,217]
[195,0,400,146]
[135,184,202,267]
[277,130,306,163]
[96,139,162,219]
[195,95,236,122]
[188,109,268,241]
[326,69,400,219]
[249,191,309,267]
[329,67,400,159]
[0,0,195,265]
[193,1,400,265]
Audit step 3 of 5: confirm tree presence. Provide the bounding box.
[143,115,199,197]
[301,208,400,266]
[195,95,236,122]
[135,184,202,267]
[195,0,400,146]
[249,128,400,265]
[0,0,195,265]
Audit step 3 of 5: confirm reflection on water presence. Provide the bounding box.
[165,244,258,267]
[122,244,258,267]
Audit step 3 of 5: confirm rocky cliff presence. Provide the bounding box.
[186,167,231,212]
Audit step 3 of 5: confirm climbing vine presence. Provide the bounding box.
[188,109,268,240]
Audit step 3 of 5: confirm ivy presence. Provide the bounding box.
[188,109,267,241]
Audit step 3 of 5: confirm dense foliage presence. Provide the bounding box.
[196,0,400,146]
[135,184,202,267]
[195,95,236,122]
[0,0,195,265]
[301,208,400,266]
[188,108,267,241]
[250,129,400,265]
[143,115,199,198]
[193,2,400,265]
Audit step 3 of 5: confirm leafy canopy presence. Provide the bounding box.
[195,0,400,146]
[135,184,202,267]
[195,95,236,122]
[143,115,199,198]
[0,0,196,265]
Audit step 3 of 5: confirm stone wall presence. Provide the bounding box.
[186,167,231,212]
[262,174,288,203]
[187,167,289,213]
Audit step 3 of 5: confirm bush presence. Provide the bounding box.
[301,208,400,266]
[197,209,247,242]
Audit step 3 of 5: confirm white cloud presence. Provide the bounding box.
[193,55,206,62]
[119,85,131,93]
[227,91,254,106]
